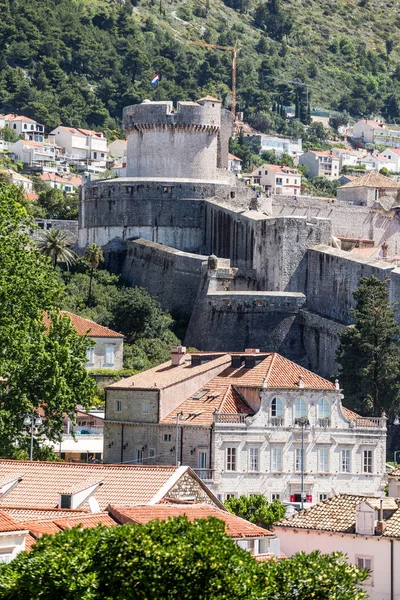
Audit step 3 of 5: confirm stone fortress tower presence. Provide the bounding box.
[79,96,400,378]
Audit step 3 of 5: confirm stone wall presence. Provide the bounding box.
[121,239,208,318]
[306,245,395,323]
[272,195,400,254]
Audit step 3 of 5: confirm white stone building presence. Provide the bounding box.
[247,133,303,159]
[51,126,109,167]
[103,349,386,504]
[228,153,242,174]
[108,139,127,161]
[379,148,400,172]
[249,163,301,195]
[299,150,340,180]
[4,114,45,138]
[275,494,400,600]
[9,138,57,166]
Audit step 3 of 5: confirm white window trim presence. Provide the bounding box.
[318,447,329,473]
[340,448,351,473]
[162,433,172,443]
[356,555,373,585]
[248,447,260,472]
[104,345,115,367]
[362,449,373,474]
[271,446,283,472]
[226,447,237,472]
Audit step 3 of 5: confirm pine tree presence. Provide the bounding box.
[336,276,400,417]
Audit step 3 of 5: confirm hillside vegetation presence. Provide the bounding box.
[1,0,400,134]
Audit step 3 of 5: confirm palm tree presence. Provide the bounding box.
[85,243,104,306]
[35,228,77,269]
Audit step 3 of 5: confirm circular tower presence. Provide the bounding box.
[123,97,223,180]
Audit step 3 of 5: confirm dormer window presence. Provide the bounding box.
[356,503,375,535]
[58,481,102,511]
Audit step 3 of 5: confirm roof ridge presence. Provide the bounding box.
[265,353,277,384]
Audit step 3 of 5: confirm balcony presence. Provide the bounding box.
[354,417,385,428]
[214,413,248,424]
[193,468,214,482]
[271,416,284,427]
[318,418,331,428]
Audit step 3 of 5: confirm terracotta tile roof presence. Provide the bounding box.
[20,512,117,537]
[24,534,37,550]
[339,171,400,189]
[161,383,253,426]
[197,95,221,103]
[111,352,334,395]
[2,507,89,522]
[384,148,400,156]
[44,311,124,338]
[276,494,400,538]
[108,504,274,538]
[5,114,36,123]
[0,461,187,510]
[40,173,80,185]
[25,192,39,201]
[20,520,62,535]
[21,140,44,148]
[228,153,241,161]
[108,354,231,390]
[0,510,25,532]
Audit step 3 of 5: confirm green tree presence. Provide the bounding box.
[225,494,286,529]
[0,517,368,600]
[35,228,77,269]
[35,187,78,220]
[336,275,400,416]
[0,185,96,457]
[84,243,104,306]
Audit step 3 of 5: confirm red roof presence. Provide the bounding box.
[0,462,200,510]
[20,512,117,537]
[44,311,123,338]
[0,510,25,532]
[5,114,36,123]
[25,192,39,201]
[2,506,90,522]
[108,504,274,538]
[228,153,241,161]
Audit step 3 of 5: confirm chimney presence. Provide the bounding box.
[171,346,186,366]
[335,379,340,390]
[381,242,388,258]
[245,348,260,353]
[376,499,386,534]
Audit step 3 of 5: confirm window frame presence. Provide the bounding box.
[295,447,305,472]
[318,447,329,473]
[295,397,307,418]
[141,400,149,414]
[105,346,115,366]
[162,433,172,443]
[355,555,373,585]
[363,449,373,474]
[226,447,237,471]
[115,400,121,412]
[340,448,351,473]
[134,449,143,465]
[271,446,283,472]
[318,398,330,419]
[86,347,94,365]
[248,447,259,472]
[271,397,283,417]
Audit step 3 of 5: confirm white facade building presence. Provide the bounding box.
[4,114,44,138]
[249,134,303,158]
[228,153,242,174]
[51,126,109,167]
[299,150,340,179]
[103,349,386,504]
[39,173,82,194]
[379,148,400,171]
[108,139,127,161]
[250,163,301,195]
[9,139,57,166]
[358,155,396,172]
[332,147,363,170]
[275,495,400,600]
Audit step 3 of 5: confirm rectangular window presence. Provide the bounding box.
[162,433,171,443]
[198,450,208,469]
[341,449,351,473]
[226,447,236,471]
[149,448,155,458]
[356,556,373,585]
[226,492,237,500]
[0,549,13,564]
[115,400,121,412]
[135,449,143,464]
[318,448,329,473]
[295,448,304,472]
[271,493,280,501]
[141,400,149,414]
[86,347,94,364]
[271,447,283,472]
[319,493,328,502]
[105,346,115,366]
[93,151,97,159]
[249,447,259,471]
[363,450,373,473]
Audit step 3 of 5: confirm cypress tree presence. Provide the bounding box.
[336,275,400,417]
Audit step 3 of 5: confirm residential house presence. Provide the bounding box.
[0,512,28,564]
[247,134,303,158]
[108,139,127,162]
[0,169,33,193]
[299,150,340,180]
[44,312,124,371]
[388,466,400,497]
[358,155,396,172]
[353,119,400,148]
[331,147,363,170]
[228,153,242,174]
[379,148,400,172]
[108,504,281,560]
[103,348,386,504]
[275,494,400,600]
[336,170,400,208]
[55,409,105,463]
[51,126,109,167]
[9,138,57,166]
[249,164,301,195]
[39,173,82,194]
[4,114,45,138]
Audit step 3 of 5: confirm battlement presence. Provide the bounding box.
[123,99,222,133]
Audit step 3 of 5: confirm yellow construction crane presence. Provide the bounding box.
[187,40,240,120]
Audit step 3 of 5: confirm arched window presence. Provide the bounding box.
[271,397,283,417]
[318,398,330,419]
[295,397,307,418]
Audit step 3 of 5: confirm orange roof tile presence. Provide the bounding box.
[228,153,241,161]
[339,171,400,189]
[108,504,274,538]
[5,114,36,123]
[53,513,117,530]
[2,507,90,522]
[25,192,39,201]
[44,311,124,338]
[0,510,25,532]
[0,461,187,510]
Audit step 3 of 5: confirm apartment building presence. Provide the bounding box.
[4,114,45,138]
[51,126,109,167]
[103,348,386,505]
[250,164,301,195]
[299,150,340,179]
[247,134,303,158]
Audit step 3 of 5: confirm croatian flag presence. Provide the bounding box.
[151,73,159,86]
